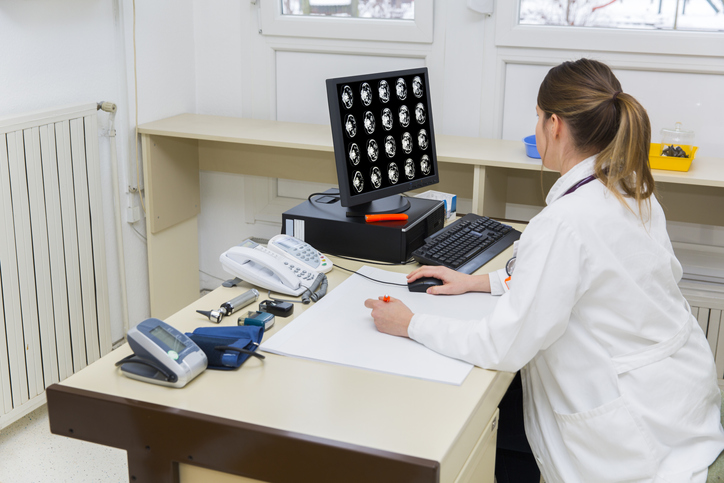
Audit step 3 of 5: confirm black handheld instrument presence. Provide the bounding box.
[197,289,260,323]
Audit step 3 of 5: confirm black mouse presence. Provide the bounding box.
[407,276,444,293]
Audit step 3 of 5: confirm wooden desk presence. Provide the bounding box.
[138,114,724,318]
[46,243,520,483]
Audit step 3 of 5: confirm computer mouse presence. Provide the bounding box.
[407,276,444,293]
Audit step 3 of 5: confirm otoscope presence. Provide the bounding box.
[197,289,259,324]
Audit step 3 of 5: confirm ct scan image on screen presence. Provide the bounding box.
[326,67,438,209]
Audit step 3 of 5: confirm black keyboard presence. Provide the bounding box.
[412,213,521,274]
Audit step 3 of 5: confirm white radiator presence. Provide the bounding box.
[681,280,724,389]
[0,104,111,429]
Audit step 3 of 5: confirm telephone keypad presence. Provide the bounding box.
[267,234,333,274]
[277,239,321,269]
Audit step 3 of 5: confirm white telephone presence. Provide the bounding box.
[219,237,332,297]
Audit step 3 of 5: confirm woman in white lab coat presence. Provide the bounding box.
[365,59,724,482]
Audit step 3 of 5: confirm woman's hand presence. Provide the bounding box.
[364,296,413,337]
[406,266,490,295]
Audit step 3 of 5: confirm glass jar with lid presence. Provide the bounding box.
[660,122,695,158]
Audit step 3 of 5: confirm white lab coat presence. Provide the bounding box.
[408,156,724,482]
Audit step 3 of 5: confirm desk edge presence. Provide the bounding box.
[46,383,441,483]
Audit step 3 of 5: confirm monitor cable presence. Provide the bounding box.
[308,191,340,203]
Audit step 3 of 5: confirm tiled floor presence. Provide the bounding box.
[0,404,127,483]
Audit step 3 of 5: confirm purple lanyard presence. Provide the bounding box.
[562,175,596,197]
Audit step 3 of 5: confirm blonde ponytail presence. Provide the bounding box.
[595,92,655,214]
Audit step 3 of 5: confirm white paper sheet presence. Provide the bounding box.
[260,266,500,385]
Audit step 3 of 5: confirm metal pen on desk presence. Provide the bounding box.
[197,288,259,323]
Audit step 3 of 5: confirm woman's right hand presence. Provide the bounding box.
[407,266,490,295]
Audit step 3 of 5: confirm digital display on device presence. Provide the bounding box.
[150,325,187,353]
[326,67,439,208]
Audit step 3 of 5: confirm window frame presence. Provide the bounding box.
[258,0,433,43]
[495,1,724,58]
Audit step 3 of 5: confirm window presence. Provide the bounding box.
[496,1,724,56]
[259,0,433,43]
[519,0,724,31]
[282,0,415,20]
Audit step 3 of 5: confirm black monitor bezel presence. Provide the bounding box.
[326,67,439,208]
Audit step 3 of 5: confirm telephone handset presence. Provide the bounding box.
[220,239,323,297]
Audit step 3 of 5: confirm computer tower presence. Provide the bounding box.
[282,192,445,263]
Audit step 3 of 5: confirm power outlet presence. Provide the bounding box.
[127,204,141,224]
[126,188,141,223]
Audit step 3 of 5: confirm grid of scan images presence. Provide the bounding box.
[335,73,435,196]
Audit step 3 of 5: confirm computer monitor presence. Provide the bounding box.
[326,67,439,215]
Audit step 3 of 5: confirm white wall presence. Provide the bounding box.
[0,0,196,342]
[275,52,424,124]
[193,1,244,118]
[130,1,196,126]
[123,0,196,328]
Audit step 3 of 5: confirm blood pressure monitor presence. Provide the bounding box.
[116,318,208,388]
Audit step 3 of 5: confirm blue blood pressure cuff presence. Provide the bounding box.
[186,326,265,370]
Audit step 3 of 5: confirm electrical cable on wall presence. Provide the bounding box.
[130,223,146,241]
[133,0,146,215]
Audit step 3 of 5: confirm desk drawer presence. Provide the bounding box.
[454,409,499,483]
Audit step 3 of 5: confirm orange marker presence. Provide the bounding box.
[383,295,391,303]
[365,214,409,223]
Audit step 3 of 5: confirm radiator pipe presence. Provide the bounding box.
[99,101,130,337]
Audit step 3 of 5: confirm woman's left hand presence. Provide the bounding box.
[364,296,413,337]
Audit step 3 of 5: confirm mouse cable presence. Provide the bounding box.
[326,253,416,266]
[333,264,408,287]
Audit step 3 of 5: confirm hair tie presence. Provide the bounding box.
[612,91,622,102]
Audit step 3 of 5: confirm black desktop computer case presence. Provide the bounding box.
[282,193,445,263]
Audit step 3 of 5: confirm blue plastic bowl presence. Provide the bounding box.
[523,135,541,159]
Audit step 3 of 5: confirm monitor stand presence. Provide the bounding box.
[344,194,411,217]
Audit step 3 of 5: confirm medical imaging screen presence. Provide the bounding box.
[331,71,436,198]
